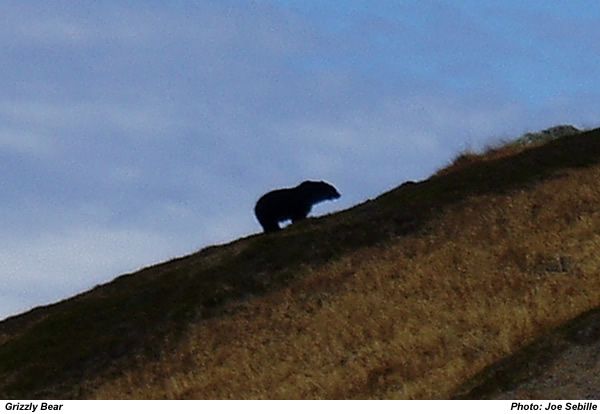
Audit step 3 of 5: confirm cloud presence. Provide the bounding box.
[0,226,190,319]
[0,127,55,157]
[0,100,181,140]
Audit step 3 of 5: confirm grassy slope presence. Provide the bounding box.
[2,128,600,398]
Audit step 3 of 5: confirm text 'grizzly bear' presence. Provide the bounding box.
[254,180,341,233]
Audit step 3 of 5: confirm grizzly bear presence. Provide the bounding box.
[254,180,341,233]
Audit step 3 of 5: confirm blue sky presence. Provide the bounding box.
[2,1,600,319]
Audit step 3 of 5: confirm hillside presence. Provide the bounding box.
[2,126,600,399]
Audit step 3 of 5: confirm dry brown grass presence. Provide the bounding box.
[436,125,581,177]
[90,163,600,399]
[435,142,530,177]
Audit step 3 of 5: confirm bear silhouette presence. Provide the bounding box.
[254,180,341,233]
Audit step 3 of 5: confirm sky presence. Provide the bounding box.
[2,1,600,319]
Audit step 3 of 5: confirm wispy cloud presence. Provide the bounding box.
[0,100,181,139]
[0,127,55,157]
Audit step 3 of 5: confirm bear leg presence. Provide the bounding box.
[260,220,280,233]
[291,214,307,224]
